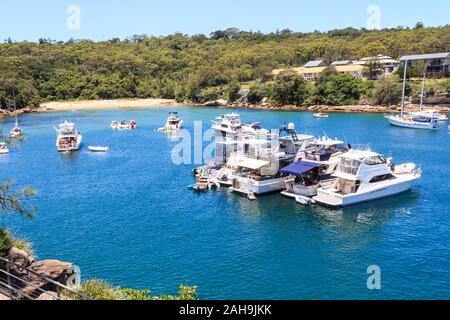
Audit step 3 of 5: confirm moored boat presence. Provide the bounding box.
[111,120,137,130]
[313,112,329,118]
[55,121,82,152]
[88,146,110,152]
[386,67,437,130]
[313,149,421,207]
[385,114,437,130]
[9,91,23,138]
[156,112,183,133]
[0,142,9,154]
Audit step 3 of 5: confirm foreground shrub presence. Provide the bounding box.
[65,280,123,300]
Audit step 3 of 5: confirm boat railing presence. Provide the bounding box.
[0,256,93,301]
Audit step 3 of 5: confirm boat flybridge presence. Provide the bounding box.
[156,112,183,133]
[211,112,268,139]
[223,124,315,199]
[280,138,350,204]
[385,68,437,130]
[54,121,82,152]
[0,142,9,154]
[313,149,421,207]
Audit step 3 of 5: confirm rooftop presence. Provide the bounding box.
[304,60,327,68]
[330,60,353,66]
[400,52,450,61]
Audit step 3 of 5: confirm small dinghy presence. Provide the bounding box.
[313,113,329,118]
[188,178,220,192]
[88,146,110,153]
[295,195,316,206]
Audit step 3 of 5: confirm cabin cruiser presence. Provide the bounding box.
[0,143,9,154]
[225,127,315,199]
[156,112,183,133]
[280,139,349,203]
[313,150,421,207]
[111,120,137,130]
[212,113,268,139]
[55,121,82,152]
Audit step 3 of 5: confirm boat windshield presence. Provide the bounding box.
[364,156,386,166]
[337,158,360,175]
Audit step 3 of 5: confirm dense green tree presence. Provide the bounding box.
[0,26,449,108]
[372,75,403,106]
[270,71,309,105]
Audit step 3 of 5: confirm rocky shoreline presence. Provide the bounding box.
[1,100,450,117]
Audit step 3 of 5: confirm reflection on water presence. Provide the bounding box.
[308,190,420,227]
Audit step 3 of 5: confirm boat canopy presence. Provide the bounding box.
[235,158,270,170]
[280,161,322,176]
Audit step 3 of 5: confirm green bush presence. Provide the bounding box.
[66,280,124,300]
[0,228,13,258]
[66,280,198,300]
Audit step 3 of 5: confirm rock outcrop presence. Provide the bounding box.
[203,99,229,107]
[8,247,35,268]
[6,247,79,300]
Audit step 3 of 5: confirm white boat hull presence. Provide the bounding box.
[230,176,286,196]
[57,134,82,152]
[386,115,437,130]
[314,178,417,207]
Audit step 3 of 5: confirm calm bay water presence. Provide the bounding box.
[1,106,449,299]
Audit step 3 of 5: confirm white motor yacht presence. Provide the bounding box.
[313,150,421,207]
[280,139,349,201]
[157,112,183,133]
[55,121,82,152]
[0,142,9,154]
[227,127,315,198]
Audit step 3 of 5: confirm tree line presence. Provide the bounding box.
[0,25,449,108]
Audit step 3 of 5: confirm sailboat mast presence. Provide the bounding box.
[400,60,408,117]
[13,89,18,126]
[420,73,426,112]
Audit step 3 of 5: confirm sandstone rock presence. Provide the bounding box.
[8,247,35,268]
[29,260,74,281]
[203,99,229,107]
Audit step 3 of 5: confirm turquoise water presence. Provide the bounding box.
[1,106,449,300]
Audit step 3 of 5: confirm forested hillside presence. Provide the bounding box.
[1,25,449,108]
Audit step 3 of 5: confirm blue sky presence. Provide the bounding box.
[0,0,449,41]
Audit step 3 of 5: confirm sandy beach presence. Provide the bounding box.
[40,98,184,111]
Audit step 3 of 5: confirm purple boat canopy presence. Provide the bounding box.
[280,161,322,176]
